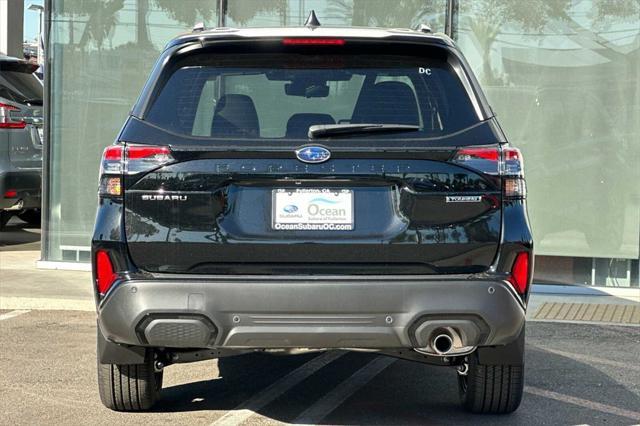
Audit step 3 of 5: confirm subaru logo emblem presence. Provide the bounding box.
[283,204,298,213]
[295,146,331,164]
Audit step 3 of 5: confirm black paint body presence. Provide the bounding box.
[91,31,533,366]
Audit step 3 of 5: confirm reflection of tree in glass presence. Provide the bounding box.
[76,0,126,50]
[328,0,440,28]
[125,211,161,239]
[226,0,287,25]
[135,0,152,47]
[593,0,639,27]
[461,0,571,85]
[59,2,88,45]
[589,0,639,63]
[153,0,291,27]
[153,0,217,27]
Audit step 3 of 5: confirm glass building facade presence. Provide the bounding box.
[43,0,639,287]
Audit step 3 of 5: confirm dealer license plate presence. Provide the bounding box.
[272,188,353,231]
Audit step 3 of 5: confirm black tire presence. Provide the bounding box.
[458,353,524,414]
[97,356,163,411]
[17,209,41,226]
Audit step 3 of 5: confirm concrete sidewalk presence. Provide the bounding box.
[1,250,638,321]
[0,250,93,311]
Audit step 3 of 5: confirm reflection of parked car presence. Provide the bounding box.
[0,56,43,229]
[92,25,532,414]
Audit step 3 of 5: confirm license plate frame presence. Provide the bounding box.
[272,188,354,231]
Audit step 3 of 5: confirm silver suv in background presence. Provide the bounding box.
[0,56,43,229]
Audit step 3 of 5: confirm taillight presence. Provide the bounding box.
[282,38,345,45]
[504,177,526,198]
[95,250,117,294]
[452,146,526,199]
[453,147,500,174]
[502,147,524,176]
[3,189,18,198]
[98,144,174,197]
[501,147,526,198]
[508,252,531,294]
[125,145,173,174]
[0,102,26,129]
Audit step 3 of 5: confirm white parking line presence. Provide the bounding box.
[0,309,30,321]
[211,350,346,426]
[0,296,94,311]
[525,386,640,421]
[293,356,396,425]
[531,345,640,372]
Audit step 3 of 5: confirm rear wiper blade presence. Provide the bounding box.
[22,98,43,106]
[308,123,420,139]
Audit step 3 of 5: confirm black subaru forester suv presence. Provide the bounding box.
[92,24,532,414]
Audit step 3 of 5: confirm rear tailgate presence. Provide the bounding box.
[120,37,503,275]
[0,60,44,168]
[123,143,503,275]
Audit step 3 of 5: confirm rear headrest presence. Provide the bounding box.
[286,113,335,138]
[351,81,419,126]
[211,94,259,138]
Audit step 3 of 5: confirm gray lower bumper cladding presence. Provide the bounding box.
[98,276,525,352]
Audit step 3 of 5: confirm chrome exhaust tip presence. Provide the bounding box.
[432,333,454,355]
[6,199,24,211]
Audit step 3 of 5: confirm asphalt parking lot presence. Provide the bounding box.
[1,309,639,425]
[2,216,640,425]
[0,216,41,252]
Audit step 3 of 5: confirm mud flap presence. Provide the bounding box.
[97,323,147,365]
[476,325,525,365]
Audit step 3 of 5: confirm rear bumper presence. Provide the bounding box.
[97,276,526,351]
[0,169,41,210]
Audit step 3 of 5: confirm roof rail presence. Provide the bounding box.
[415,23,432,33]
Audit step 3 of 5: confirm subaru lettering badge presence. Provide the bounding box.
[295,146,331,164]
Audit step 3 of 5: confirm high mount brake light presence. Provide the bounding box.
[99,144,174,197]
[0,102,27,129]
[282,38,345,45]
[452,146,526,199]
[95,250,117,295]
[508,252,531,294]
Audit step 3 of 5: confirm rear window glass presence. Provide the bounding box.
[0,62,42,105]
[145,53,479,140]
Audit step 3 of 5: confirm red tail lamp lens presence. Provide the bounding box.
[0,102,26,129]
[452,147,500,175]
[126,145,171,160]
[95,250,117,294]
[282,38,345,45]
[0,121,27,129]
[102,145,124,161]
[3,189,18,198]
[455,147,499,161]
[508,252,530,294]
